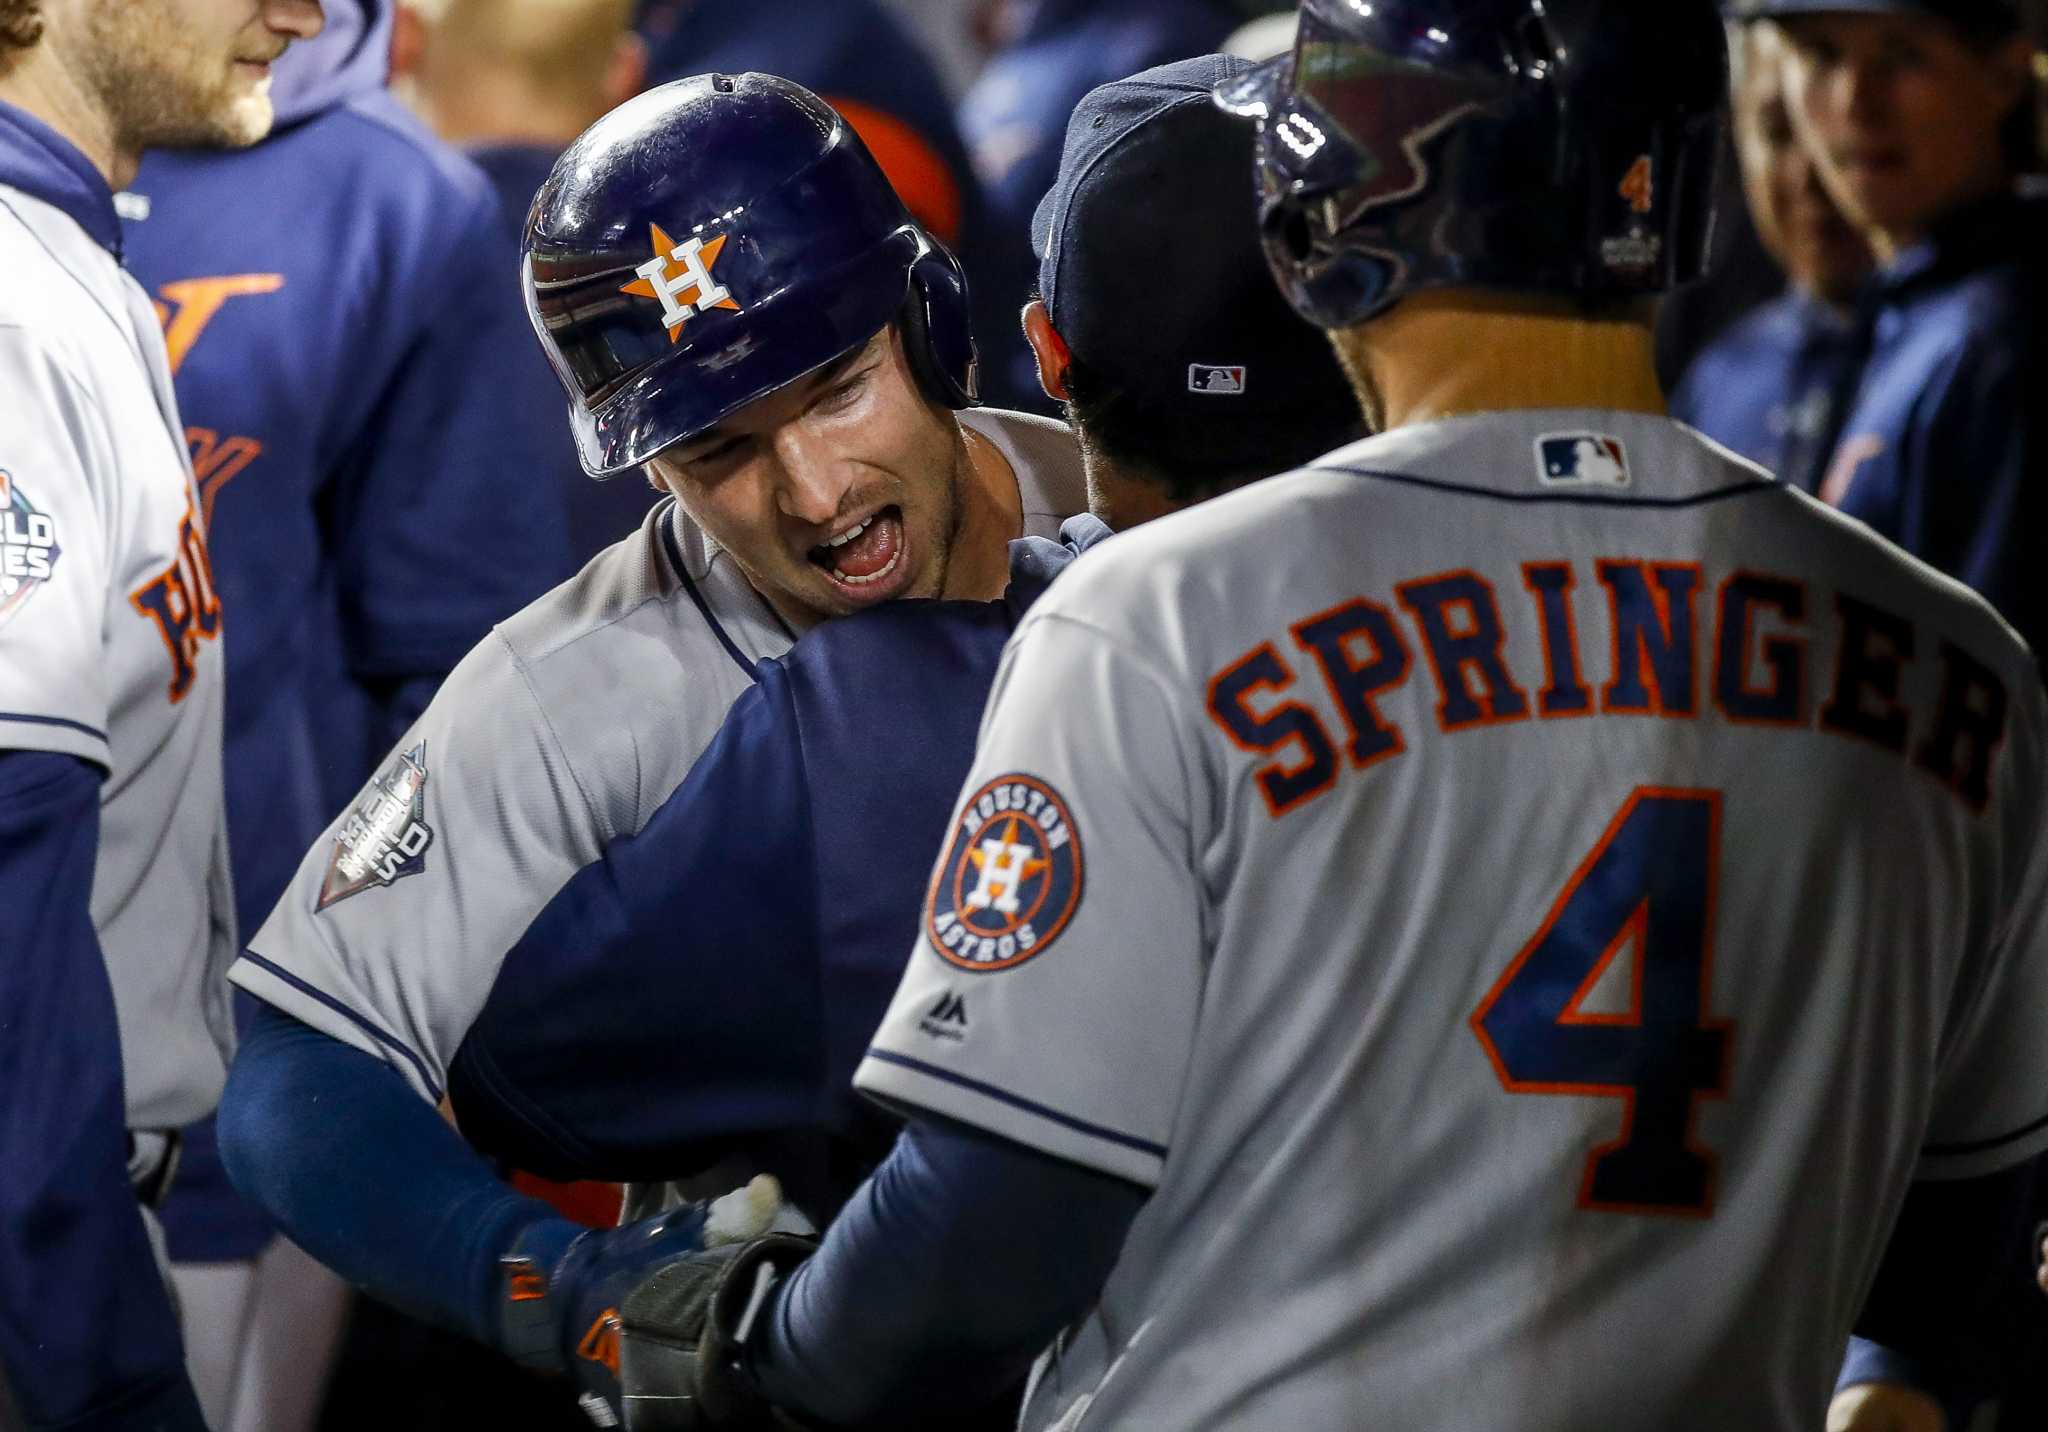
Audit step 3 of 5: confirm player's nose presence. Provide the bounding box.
[266,0,325,42]
[772,425,851,529]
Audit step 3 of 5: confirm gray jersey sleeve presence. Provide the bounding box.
[1919,686,2048,1180]
[855,607,1209,1188]
[0,329,112,766]
[231,630,605,1102]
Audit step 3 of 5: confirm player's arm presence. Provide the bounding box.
[749,1117,1146,1425]
[1830,1158,2044,1431]
[0,337,204,1428]
[0,751,205,1431]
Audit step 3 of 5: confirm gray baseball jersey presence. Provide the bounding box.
[857,412,2048,1432]
[232,407,1083,1105]
[0,182,235,1129]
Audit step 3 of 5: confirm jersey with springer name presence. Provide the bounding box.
[0,141,235,1129]
[857,411,2048,1432]
[232,407,1083,1106]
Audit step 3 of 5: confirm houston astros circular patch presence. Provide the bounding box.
[927,773,1084,973]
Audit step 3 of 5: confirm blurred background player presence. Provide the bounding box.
[1671,18,1874,486]
[390,0,650,561]
[1737,0,2045,655]
[603,4,2048,1429]
[215,51,1355,1427]
[114,1,581,1425]
[0,1,323,1427]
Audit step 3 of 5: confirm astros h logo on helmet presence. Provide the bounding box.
[928,774,1084,973]
[619,222,742,342]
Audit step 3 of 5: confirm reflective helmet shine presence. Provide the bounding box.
[524,72,979,479]
[1217,0,1729,328]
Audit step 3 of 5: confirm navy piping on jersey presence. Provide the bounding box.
[0,711,109,743]
[863,1049,1168,1159]
[659,507,763,682]
[1923,1107,2048,1159]
[1321,465,1784,510]
[237,950,444,1104]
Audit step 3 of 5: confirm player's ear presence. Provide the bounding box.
[1022,299,1072,403]
[389,3,426,83]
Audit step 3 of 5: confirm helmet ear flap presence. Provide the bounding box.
[901,236,979,409]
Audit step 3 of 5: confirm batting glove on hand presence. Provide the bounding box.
[612,1230,819,1430]
[497,1175,799,1429]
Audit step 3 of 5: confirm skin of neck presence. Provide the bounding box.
[934,421,1024,605]
[1866,161,2009,263]
[0,36,134,188]
[1327,289,1667,433]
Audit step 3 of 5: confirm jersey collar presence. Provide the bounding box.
[0,99,123,259]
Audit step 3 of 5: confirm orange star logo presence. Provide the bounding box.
[964,816,1049,906]
[620,223,742,343]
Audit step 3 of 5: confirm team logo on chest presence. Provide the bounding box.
[318,742,434,910]
[927,774,1083,973]
[619,223,742,342]
[0,470,61,630]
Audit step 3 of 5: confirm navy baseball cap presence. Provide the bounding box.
[1725,0,2020,29]
[1030,54,1355,423]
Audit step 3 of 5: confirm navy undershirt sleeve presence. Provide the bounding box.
[0,750,206,1431]
[217,1001,562,1345]
[754,1117,1148,1426]
[1839,1157,2044,1427]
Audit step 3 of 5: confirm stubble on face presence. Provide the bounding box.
[82,0,281,153]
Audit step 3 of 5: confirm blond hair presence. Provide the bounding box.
[427,0,634,104]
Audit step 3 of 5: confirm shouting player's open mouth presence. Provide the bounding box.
[810,505,910,605]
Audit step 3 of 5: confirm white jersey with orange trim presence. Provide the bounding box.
[856,411,2048,1432]
[0,180,235,1128]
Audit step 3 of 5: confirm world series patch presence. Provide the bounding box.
[0,469,61,630]
[927,773,1083,973]
[318,742,434,910]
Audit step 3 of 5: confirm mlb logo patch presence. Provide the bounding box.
[1536,433,1632,489]
[1188,364,1247,396]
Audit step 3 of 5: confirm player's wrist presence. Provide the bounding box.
[495,1215,591,1373]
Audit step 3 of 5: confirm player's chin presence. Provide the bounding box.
[212,85,278,148]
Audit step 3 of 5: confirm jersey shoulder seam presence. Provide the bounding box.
[0,194,132,377]
[494,627,610,843]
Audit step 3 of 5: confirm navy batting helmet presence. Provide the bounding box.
[1216,0,1729,329]
[524,73,979,479]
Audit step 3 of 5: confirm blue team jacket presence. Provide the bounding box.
[1670,289,1867,494]
[1814,194,2046,661]
[446,523,1104,1220]
[120,0,578,1260]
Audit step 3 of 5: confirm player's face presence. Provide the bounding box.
[83,0,323,154]
[1734,26,1872,304]
[647,326,967,628]
[1774,13,2031,253]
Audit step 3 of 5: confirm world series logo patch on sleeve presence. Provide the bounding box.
[926,773,1083,973]
[318,742,434,910]
[0,469,61,629]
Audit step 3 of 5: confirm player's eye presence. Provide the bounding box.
[816,368,872,415]
[682,435,749,473]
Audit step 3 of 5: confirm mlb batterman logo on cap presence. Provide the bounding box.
[926,774,1085,973]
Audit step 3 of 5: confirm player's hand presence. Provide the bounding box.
[497,1175,798,1428]
[1826,1381,1948,1432]
[612,1229,819,1430]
